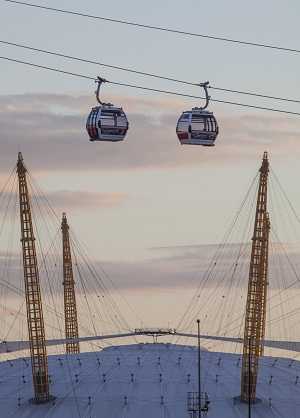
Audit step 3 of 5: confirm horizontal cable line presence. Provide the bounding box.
[210,86,300,105]
[4,0,300,55]
[1,39,300,105]
[0,55,93,80]
[1,55,300,116]
[0,40,195,86]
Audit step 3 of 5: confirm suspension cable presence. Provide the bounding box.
[4,0,300,55]
[1,39,300,105]
[1,55,300,116]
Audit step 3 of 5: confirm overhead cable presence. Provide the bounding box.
[1,55,300,116]
[1,39,300,105]
[3,0,300,55]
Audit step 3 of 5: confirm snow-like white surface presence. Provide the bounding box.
[1,343,300,417]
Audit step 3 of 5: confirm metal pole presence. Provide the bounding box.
[61,212,80,354]
[241,152,269,402]
[197,319,201,418]
[17,152,50,403]
[248,337,251,418]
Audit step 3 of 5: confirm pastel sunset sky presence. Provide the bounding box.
[1,0,300,337]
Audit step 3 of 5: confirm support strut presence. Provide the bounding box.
[241,151,270,402]
[17,152,51,403]
[61,212,80,354]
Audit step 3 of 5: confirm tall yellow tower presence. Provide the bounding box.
[61,212,80,354]
[17,152,51,403]
[241,152,270,402]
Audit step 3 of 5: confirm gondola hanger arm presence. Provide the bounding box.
[95,76,112,106]
[198,81,210,110]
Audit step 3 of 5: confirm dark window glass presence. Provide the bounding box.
[181,113,190,120]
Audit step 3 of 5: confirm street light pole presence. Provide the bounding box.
[197,319,201,418]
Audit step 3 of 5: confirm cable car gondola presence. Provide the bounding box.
[86,77,129,142]
[176,81,219,146]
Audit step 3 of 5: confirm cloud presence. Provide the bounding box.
[1,242,299,294]
[0,93,300,174]
[102,242,300,291]
[0,190,127,213]
[45,190,126,210]
[0,244,212,295]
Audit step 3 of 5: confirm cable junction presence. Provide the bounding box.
[3,0,300,55]
[1,55,300,116]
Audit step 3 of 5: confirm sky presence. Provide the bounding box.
[1,0,300,335]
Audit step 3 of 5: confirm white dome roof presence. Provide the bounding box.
[1,343,299,418]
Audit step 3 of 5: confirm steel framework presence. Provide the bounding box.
[241,151,270,402]
[17,152,51,403]
[61,212,80,354]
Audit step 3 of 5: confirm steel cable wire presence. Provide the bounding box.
[1,39,300,105]
[1,55,300,116]
[4,0,300,55]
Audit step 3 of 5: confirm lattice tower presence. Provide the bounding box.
[61,212,80,354]
[17,152,51,403]
[241,151,270,402]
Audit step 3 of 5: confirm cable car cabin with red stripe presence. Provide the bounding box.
[176,108,218,146]
[87,76,129,142]
[86,105,129,142]
[176,81,219,146]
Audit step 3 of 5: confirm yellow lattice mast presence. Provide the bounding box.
[61,212,80,354]
[241,151,271,402]
[17,152,51,403]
